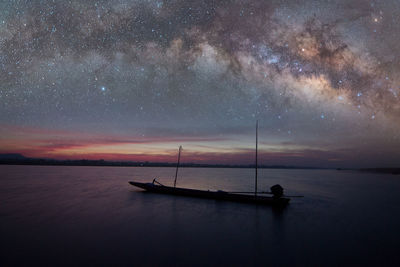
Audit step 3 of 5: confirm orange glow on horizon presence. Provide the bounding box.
[0,124,341,166]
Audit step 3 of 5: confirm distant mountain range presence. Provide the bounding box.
[0,153,27,160]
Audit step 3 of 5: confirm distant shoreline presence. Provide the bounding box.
[0,154,399,174]
[0,157,320,170]
[0,153,321,170]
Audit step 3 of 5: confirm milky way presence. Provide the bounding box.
[1,0,399,167]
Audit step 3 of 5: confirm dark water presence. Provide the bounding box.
[1,165,400,266]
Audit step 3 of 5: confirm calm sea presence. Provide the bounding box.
[1,165,399,266]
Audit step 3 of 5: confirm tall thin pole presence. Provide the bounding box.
[255,120,258,198]
[174,146,182,188]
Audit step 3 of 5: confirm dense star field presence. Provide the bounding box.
[0,0,399,167]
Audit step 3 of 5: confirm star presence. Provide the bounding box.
[0,0,398,168]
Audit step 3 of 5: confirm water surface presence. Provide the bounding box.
[1,165,399,266]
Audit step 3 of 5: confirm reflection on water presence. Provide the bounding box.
[1,165,400,266]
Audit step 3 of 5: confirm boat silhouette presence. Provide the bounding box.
[129,121,292,207]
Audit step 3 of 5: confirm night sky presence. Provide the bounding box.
[1,0,399,167]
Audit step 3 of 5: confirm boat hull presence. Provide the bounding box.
[129,181,290,206]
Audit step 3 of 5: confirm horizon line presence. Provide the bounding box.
[1,153,400,172]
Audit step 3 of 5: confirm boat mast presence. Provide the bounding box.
[255,120,258,198]
[174,146,182,188]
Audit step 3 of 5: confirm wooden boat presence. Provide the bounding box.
[129,181,290,206]
[129,121,294,207]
